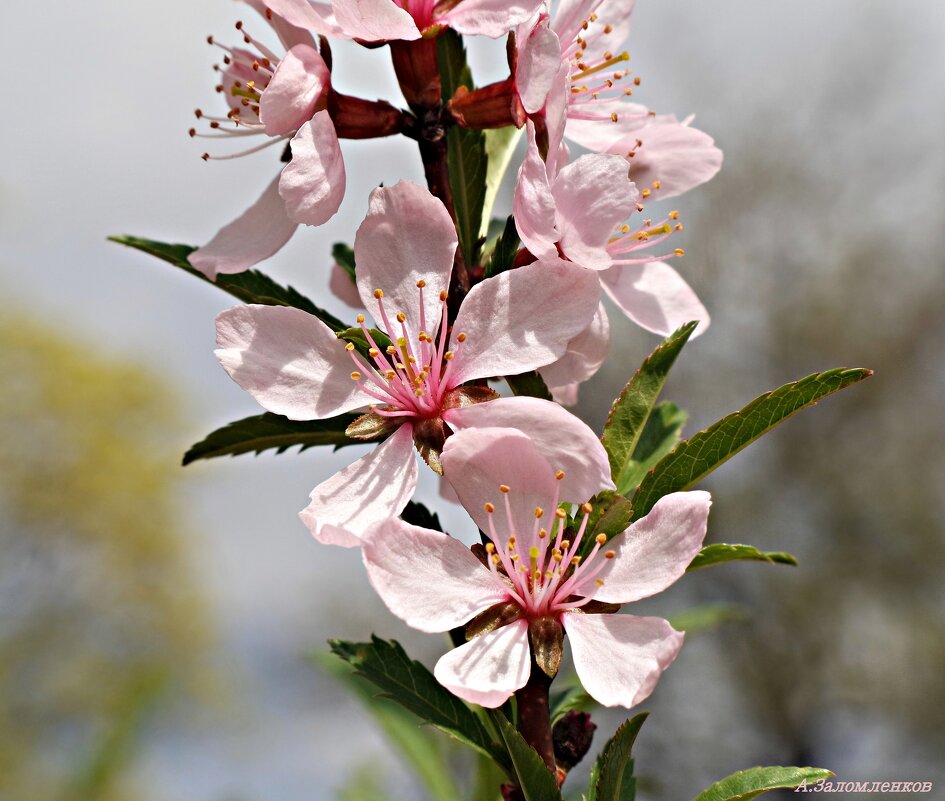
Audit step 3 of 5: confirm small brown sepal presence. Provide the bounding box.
[465,601,523,640]
[345,411,399,441]
[528,616,564,678]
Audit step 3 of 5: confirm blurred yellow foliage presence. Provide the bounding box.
[0,316,209,801]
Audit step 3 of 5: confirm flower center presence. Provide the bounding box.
[345,281,467,420]
[606,208,686,264]
[480,474,616,620]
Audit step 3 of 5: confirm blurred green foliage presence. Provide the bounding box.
[0,316,209,801]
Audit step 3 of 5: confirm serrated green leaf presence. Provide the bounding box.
[332,242,356,282]
[550,686,595,725]
[485,215,520,278]
[110,235,347,331]
[602,322,698,495]
[182,412,360,465]
[337,326,393,357]
[617,401,688,493]
[400,500,443,532]
[507,372,553,400]
[667,604,747,635]
[587,714,647,801]
[330,637,510,773]
[631,368,871,520]
[488,710,562,801]
[313,651,459,801]
[692,766,834,801]
[687,544,797,572]
[481,126,524,237]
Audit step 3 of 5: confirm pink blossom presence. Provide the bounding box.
[187,6,344,278]
[214,181,604,546]
[362,428,711,708]
[514,1,721,198]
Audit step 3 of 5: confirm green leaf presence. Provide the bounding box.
[110,235,347,331]
[332,242,356,282]
[692,766,834,801]
[587,713,647,801]
[485,215,520,278]
[314,651,459,801]
[507,371,553,400]
[437,30,487,267]
[617,402,688,493]
[337,326,393,357]
[631,368,872,521]
[487,710,562,801]
[601,322,698,495]
[687,544,798,572]
[550,686,595,725]
[400,500,443,532]
[182,412,360,465]
[330,637,510,773]
[668,604,747,635]
[481,126,524,237]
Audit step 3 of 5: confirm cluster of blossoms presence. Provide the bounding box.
[194,0,721,723]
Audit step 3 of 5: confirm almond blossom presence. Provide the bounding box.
[267,0,544,41]
[214,181,604,546]
[362,427,711,707]
[187,2,402,278]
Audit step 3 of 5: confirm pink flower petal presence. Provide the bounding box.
[599,261,710,338]
[189,176,297,278]
[445,398,614,506]
[513,123,560,261]
[446,259,600,385]
[434,620,531,708]
[264,0,340,35]
[553,153,638,270]
[354,181,457,337]
[259,44,329,137]
[516,20,562,114]
[362,519,510,633]
[239,0,317,50]
[215,304,372,419]
[593,491,711,604]
[299,425,418,546]
[279,111,346,226]
[564,612,683,708]
[441,0,544,37]
[542,62,572,176]
[538,301,610,400]
[332,0,420,40]
[621,121,722,199]
[555,0,634,63]
[565,99,651,151]
[329,263,363,309]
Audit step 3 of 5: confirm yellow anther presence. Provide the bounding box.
[675,223,684,231]
[561,540,570,551]
[675,248,686,257]
[621,224,631,233]
[415,389,424,397]
[345,342,355,351]
[582,502,593,514]
[595,578,605,587]
[571,555,582,565]
[555,470,566,480]
[499,484,510,494]
[555,509,567,519]
[611,112,619,122]
[669,210,680,220]
[605,550,616,559]
[439,290,448,301]
[369,348,379,358]
[641,188,652,198]
[395,363,405,370]
[485,542,495,552]
[356,314,365,324]
[350,371,361,380]
[396,312,406,323]
[384,370,396,380]
[444,351,455,361]
[539,528,548,539]
[634,76,641,86]
[373,289,384,299]
[416,279,426,288]
[552,551,563,563]
[508,535,517,545]
[484,502,495,513]
[491,554,501,565]
[456,332,467,343]
[604,23,613,33]
[652,180,661,190]
[603,51,613,60]
[534,507,544,518]
[596,534,607,545]
[386,346,397,355]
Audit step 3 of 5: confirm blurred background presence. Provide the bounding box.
[2,1,943,799]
